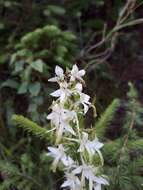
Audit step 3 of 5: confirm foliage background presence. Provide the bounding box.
[0,0,143,189]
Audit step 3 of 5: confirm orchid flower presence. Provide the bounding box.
[78,132,103,158]
[61,173,81,190]
[70,64,85,82]
[48,65,64,83]
[50,81,72,103]
[72,164,97,181]
[47,144,74,172]
[72,164,98,190]
[47,104,76,143]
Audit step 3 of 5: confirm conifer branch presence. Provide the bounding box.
[11,115,50,141]
[95,99,120,138]
[0,160,41,189]
[122,111,136,148]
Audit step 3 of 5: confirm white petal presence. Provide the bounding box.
[75,83,83,92]
[61,156,68,166]
[61,180,71,188]
[48,147,59,155]
[83,94,90,103]
[60,91,66,103]
[64,124,76,135]
[48,77,58,82]
[66,110,76,120]
[50,89,62,97]
[72,65,78,73]
[79,70,85,76]
[78,144,84,152]
[82,132,89,141]
[94,141,104,150]
[62,156,74,166]
[83,103,89,114]
[94,176,109,185]
[70,76,75,81]
[67,156,74,166]
[55,65,64,76]
[72,166,82,174]
[46,113,54,120]
[94,184,101,190]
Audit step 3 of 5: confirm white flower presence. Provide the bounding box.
[48,65,64,83]
[94,176,109,190]
[47,144,74,172]
[89,138,104,154]
[47,104,75,132]
[47,104,76,142]
[50,81,72,103]
[72,164,104,190]
[61,173,81,190]
[70,65,85,82]
[72,164,97,181]
[78,132,103,157]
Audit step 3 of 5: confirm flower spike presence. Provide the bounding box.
[46,65,109,190]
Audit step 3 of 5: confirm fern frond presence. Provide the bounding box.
[11,115,50,141]
[95,99,120,138]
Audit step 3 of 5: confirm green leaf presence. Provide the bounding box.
[0,23,4,30]
[62,31,76,41]
[4,1,12,7]
[18,82,28,94]
[95,0,104,7]
[14,61,25,73]
[28,103,38,112]
[23,66,32,81]
[0,54,7,64]
[10,53,17,64]
[43,25,61,37]
[31,59,44,73]
[21,153,30,164]
[29,82,41,96]
[47,5,66,15]
[56,46,68,56]
[34,96,43,105]
[1,79,19,89]
[43,9,51,16]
